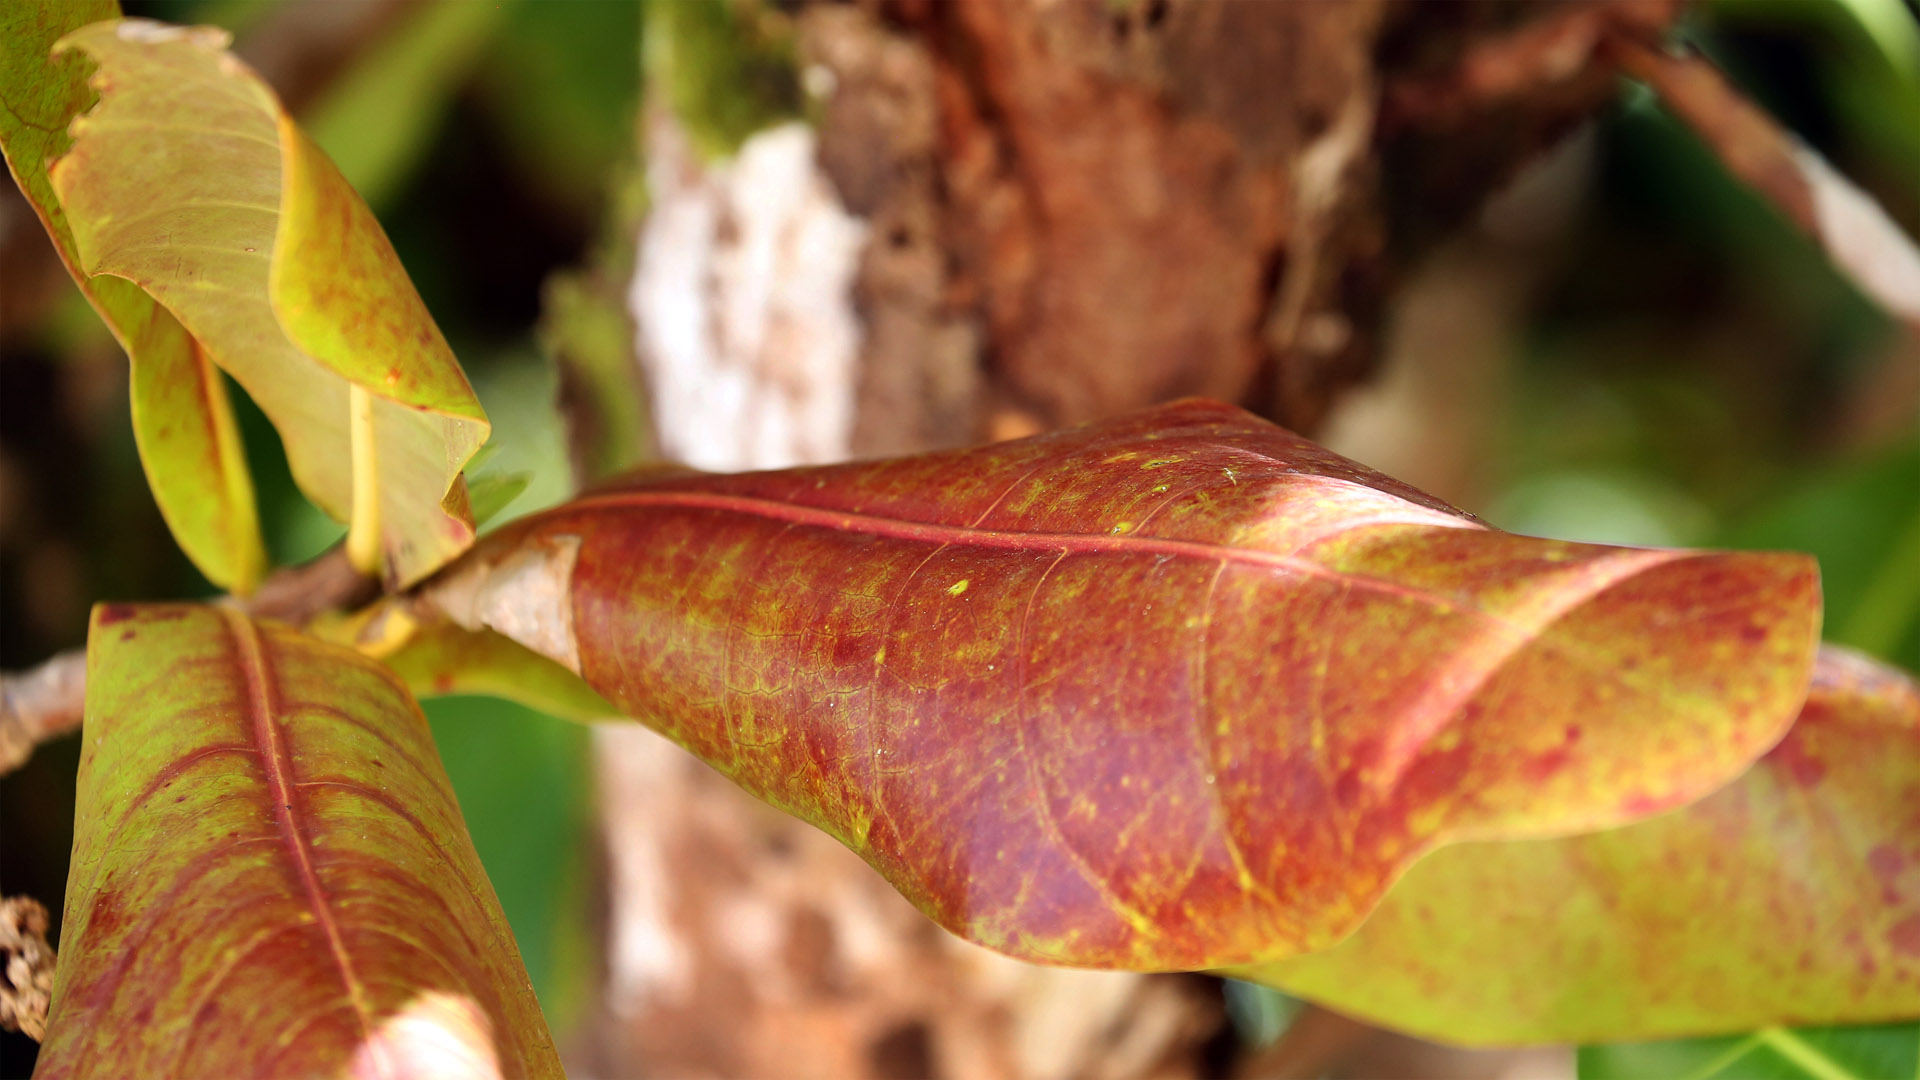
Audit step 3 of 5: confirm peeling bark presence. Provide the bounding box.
[629,113,869,472]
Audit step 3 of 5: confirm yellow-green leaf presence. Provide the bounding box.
[49,19,489,587]
[0,2,264,593]
[36,604,561,1077]
[1233,646,1920,1045]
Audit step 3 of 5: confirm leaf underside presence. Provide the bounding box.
[0,1,264,592]
[48,19,488,587]
[37,605,560,1078]
[450,399,1822,982]
[1238,645,1920,1045]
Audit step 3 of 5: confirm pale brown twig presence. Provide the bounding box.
[0,547,375,776]
[1380,0,1679,130]
[1603,32,1920,336]
[1383,5,1920,338]
[0,652,86,776]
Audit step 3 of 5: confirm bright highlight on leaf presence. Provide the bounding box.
[37,604,560,1078]
[1234,645,1920,1045]
[432,399,1822,978]
[0,2,265,593]
[47,18,489,587]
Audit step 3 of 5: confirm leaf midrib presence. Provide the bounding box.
[568,489,1506,614]
[225,611,375,1043]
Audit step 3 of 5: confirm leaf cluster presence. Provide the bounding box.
[2,5,1915,1076]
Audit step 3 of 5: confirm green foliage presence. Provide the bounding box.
[1581,1022,1920,1080]
[0,0,266,593]
[479,0,644,215]
[306,0,513,209]
[644,0,800,160]
[540,272,653,484]
[1722,438,1920,672]
[425,694,593,1032]
[49,20,488,586]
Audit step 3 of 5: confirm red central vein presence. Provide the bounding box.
[224,611,375,1042]
[566,490,1478,612]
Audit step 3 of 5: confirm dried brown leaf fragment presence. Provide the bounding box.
[0,896,55,1042]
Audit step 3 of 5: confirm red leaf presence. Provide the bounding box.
[432,399,1820,970]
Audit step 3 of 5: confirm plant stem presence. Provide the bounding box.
[0,547,375,776]
[346,383,381,577]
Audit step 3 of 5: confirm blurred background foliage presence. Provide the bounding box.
[0,0,1915,1075]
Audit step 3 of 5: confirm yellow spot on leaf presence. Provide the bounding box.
[949,579,969,596]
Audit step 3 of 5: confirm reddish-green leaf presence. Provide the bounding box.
[430,399,1820,972]
[0,1,265,593]
[37,604,560,1078]
[1233,645,1920,1045]
[47,19,488,586]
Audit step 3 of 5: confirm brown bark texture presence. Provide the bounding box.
[805,0,1678,454]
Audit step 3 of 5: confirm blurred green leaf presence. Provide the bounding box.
[477,0,642,214]
[468,469,532,526]
[1488,470,1714,547]
[469,347,576,523]
[645,0,799,160]
[1580,1022,1920,1079]
[1223,980,1301,1051]
[540,271,650,484]
[306,0,513,210]
[1721,436,1920,672]
[424,694,592,1034]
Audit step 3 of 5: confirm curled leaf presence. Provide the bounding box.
[48,19,488,587]
[36,605,559,1077]
[1233,645,1920,1045]
[431,399,1821,972]
[0,2,264,592]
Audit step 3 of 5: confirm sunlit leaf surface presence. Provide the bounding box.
[436,399,1820,973]
[36,605,560,1078]
[48,19,488,586]
[1239,646,1920,1044]
[0,2,264,592]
